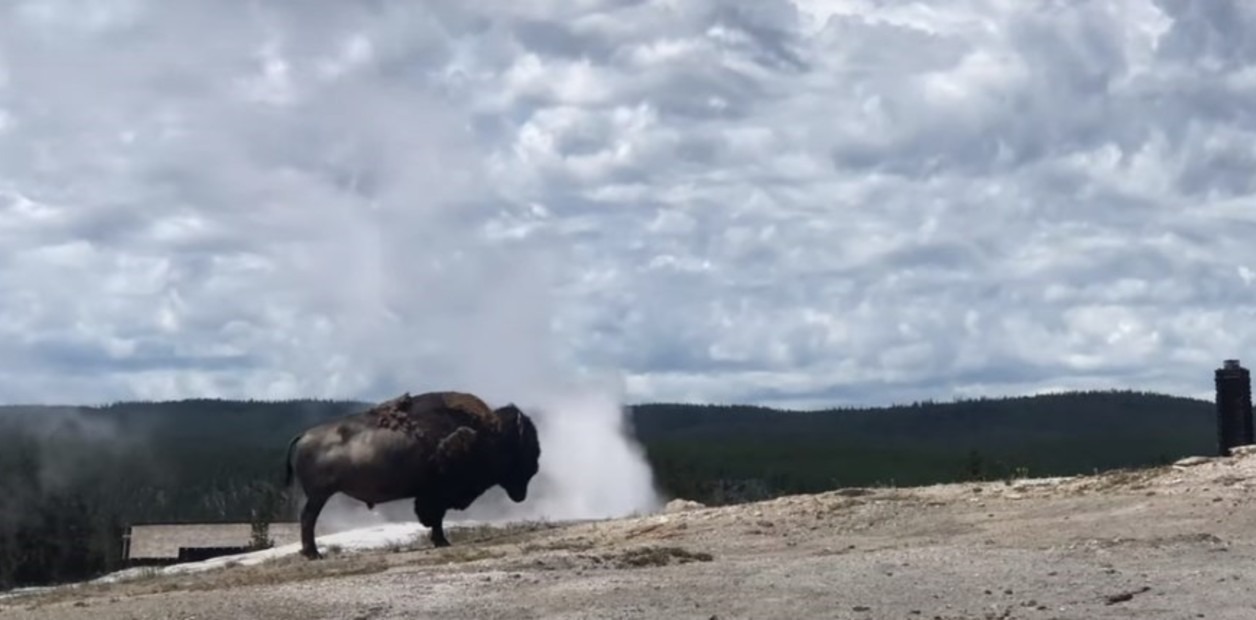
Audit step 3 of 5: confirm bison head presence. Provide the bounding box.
[495,404,541,502]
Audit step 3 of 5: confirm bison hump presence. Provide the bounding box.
[411,391,502,433]
[433,392,501,431]
[371,405,426,439]
[364,390,502,437]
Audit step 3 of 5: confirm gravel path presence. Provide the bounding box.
[7,451,1256,619]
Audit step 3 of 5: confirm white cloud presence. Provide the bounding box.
[0,0,1252,413]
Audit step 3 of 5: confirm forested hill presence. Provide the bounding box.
[633,390,1213,440]
[3,387,1215,438]
[0,389,1218,589]
[632,390,1216,502]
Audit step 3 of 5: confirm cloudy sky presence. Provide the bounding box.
[0,0,1252,409]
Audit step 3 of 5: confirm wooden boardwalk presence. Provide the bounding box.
[125,523,303,560]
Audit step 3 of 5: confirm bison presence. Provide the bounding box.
[283,390,542,559]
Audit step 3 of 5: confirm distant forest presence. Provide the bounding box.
[0,389,1219,589]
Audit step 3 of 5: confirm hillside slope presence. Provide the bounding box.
[5,447,1256,619]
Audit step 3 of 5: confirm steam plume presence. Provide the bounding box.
[0,2,664,531]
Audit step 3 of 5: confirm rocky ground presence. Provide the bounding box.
[6,449,1256,619]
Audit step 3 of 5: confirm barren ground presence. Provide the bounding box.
[6,449,1256,620]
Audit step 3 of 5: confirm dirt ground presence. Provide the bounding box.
[6,449,1256,620]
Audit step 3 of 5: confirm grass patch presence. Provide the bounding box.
[185,555,390,591]
[1073,465,1167,493]
[409,547,506,566]
[834,488,873,497]
[521,537,597,554]
[448,520,562,545]
[605,545,714,569]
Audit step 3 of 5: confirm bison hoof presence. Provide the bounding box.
[301,548,323,560]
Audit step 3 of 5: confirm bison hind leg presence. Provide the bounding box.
[299,492,330,560]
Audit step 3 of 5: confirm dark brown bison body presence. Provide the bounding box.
[283,391,542,559]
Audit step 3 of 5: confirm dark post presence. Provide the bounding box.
[121,525,132,563]
[1215,359,1254,456]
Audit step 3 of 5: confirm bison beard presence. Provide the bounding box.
[284,391,542,559]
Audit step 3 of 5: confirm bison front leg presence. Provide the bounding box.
[414,500,450,548]
[300,492,330,559]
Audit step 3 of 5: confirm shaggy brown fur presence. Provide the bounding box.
[365,391,503,438]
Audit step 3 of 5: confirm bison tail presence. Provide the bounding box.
[283,433,301,489]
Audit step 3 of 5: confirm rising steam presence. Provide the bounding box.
[311,235,666,529]
[1,2,663,532]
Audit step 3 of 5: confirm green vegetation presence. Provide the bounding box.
[634,390,1214,502]
[0,389,1217,590]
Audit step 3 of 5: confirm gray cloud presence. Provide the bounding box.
[0,0,1252,414]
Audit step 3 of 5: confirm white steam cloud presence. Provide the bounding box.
[0,2,661,531]
[0,406,143,533]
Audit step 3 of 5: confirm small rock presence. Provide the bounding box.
[664,499,707,514]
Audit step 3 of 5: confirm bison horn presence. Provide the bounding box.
[509,404,523,436]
